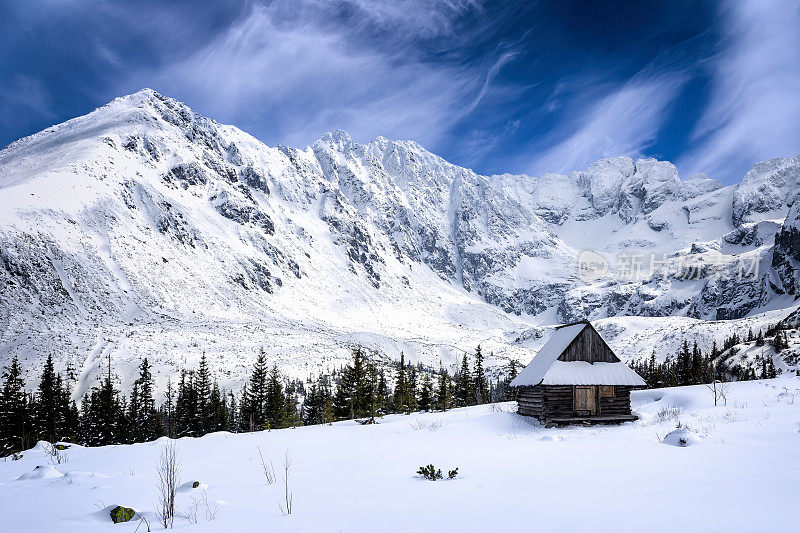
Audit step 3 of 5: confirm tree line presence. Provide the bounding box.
[630,326,785,388]
[0,345,518,456]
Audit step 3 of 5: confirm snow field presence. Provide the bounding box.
[1,377,799,532]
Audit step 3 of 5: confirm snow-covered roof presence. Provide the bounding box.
[510,323,647,387]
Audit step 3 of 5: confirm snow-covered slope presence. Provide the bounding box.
[2,377,799,532]
[1,89,799,393]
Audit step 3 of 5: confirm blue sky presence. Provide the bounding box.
[1,0,799,184]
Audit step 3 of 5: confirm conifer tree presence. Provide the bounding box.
[406,365,418,413]
[393,353,407,414]
[265,365,285,429]
[321,384,335,424]
[691,342,703,385]
[35,353,60,442]
[206,382,228,433]
[246,350,269,430]
[175,370,200,437]
[283,387,301,428]
[418,372,433,412]
[473,346,488,404]
[196,353,212,432]
[82,366,125,446]
[377,369,390,415]
[226,390,239,432]
[0,356,31,455]
[162,377,176,438]
[677,341,692,385]
[436,367,453,411]
[301,383,322,425]
[136,358,162,441]
[455,354,472,407]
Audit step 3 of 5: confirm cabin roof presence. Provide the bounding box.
[510,323,647,387]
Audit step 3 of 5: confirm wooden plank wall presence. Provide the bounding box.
[557,325,619,363]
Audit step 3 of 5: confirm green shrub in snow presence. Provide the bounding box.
[109,506,134,523]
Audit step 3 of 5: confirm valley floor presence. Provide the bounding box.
[2,377,799,532]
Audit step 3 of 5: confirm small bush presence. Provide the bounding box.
[417,464,442,481]
[417,464,459,481]
[110,506,135,524]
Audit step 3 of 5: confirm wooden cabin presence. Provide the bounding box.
[510,321,646,425]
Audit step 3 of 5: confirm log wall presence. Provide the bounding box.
[516,385,634,421]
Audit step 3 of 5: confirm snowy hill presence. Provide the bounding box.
[1,89,799,394]
[1,377,799,532]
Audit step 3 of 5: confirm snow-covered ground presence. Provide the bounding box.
[3,376,799,532]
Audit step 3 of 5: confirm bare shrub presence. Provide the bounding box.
[134,516,151,532]
[655,404,682,424]
[42,442,68,464]
[279,450,293,515]
[706,379,730,406]
[156,441,180,529]
[257,446,276,484]
[408,418,444,431]
[179,491,217,524]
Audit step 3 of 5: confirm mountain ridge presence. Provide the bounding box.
[1,89,798,395]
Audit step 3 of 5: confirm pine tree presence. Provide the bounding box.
[136,358,162,441]
[377,369,390,416]
[677,341,692,386]
[162,377,176,438]
[35,354,60,442]
[436,367,453,411]
[756,330,765,346]
[455,354,472,407]
[766,355,777,378]
[226,390,239,432]
[127,381,141,443]
[301,383,321,425]
[206,382,228,433]
[418,372,433,412]
[175,370,200,437]
[0,356,31,455]
[472,346,488,404]
[691,342,703,385]
[265,365,285,429]
[351,347,370,418]
[283,387,301,427]
[82,366,125,446]
[321,384,334,424]
[406,365,418,413]
[196,353,212,433]
[393,353,407,414]
[246,350,269,430]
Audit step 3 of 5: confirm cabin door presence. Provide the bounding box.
[574,386,597,415]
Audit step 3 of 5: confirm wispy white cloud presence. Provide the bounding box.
[525,71,686,175]
[677,0,800,181]
[119,0,506,149]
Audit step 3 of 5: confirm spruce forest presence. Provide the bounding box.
[2,324,793,456]
[0,345,518,456]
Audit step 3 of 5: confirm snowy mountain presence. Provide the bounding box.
[1,89,798,394]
